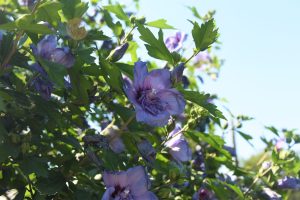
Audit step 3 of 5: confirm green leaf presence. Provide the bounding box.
[192,19,218,51]
[86,30,110,41]
[0,143,20,163]
[114,63,134,79]
[35,1,62,23]
[137,24,175,64]
[36,172,65,195]
[61,0,88,19]
[100,59,123,93]
[104,4,130,24]
[39,59,67,87]
[187,6,202,20]
[20,157,48,178]
[0,22,17,31]
[180,90,226,120]
[237,130,253,147]
[146,19,175,29]
[265,126,279,136]
[127,41,139,62]
[20,24,53,34]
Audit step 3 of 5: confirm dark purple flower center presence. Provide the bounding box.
[111,185,133,200]
[136,88,165,115]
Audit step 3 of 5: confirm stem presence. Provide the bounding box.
[231,119,239,167]
[161,125,189,147]
[120,25,136,44]
[184,50,199,65]
[0,0,41,71]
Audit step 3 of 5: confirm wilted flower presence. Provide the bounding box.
[102,166,158,200]
[31,76,53,100]
[137,139,156,162]
[165,126,192,162]
[277,176,300,189]
[66,18,87,40]
[104,126,125,154]
[108,43,129,62]
[123,61,185,126]
[192,188,217,200]
[165,32,187,52]
[262,188,282,200]
[31,35,75,68]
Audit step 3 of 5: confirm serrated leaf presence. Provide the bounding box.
[39,59,67,87]
[35,1,62,23]
[61,0,88,19]
[188,6,202,20]
[265,126,279,136]
[100,59,123,93]
[137,24,175,64]
[180,90,226,120]
[20,24,53,34]
[192,19,218,51]
[104,4,130,24]
[86,30,110,41]
[146,19,175,29]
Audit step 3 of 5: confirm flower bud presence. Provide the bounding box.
[136,16,146,24]
[137,139,156,162]
[108,42,129,62]
[171,63,185,85]
[66,18,87,40]
[31,76,53,100]
[182,75,189,89]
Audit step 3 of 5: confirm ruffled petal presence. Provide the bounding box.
[101,187,115,200]
[133,61,148,89]
[134,191,158,200]
[51,47,75,68]
[156,89,185,115]
[136,108,170,127]
[123,77,138,106]
[37,35,57,59]
[126,166,148,196]
[103,171,128,188]
[168,139,192,162]
[144,69,171,90]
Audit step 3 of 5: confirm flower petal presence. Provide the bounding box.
[101,187,115,200]
[103,171,128,188]
[144,69,171,90]
[123,77,138,106]
[156,89,185,115]
[168,139,192,162]
[134,191,158,200]
[136,108,170,127]
[134,61,148,89]
[126,166,148,196]
[37,35,57,59]
[51,47,75,68]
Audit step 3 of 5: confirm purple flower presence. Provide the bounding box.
[261,161,272,170]
[182,76,190,89]
[31,35,75,68]
[195,51,211,64]
[123,61,185,127]
[277,176,300,189]
[165,126,192,162]
[102,40,114,51]
[192,188,216,200]
[0,31,3,45]
[102,166,158,200]
[275,138,285,151]
[108,43,129,62]
[165,32,187,52]
[137,139,156,162]
[31,76,53,100]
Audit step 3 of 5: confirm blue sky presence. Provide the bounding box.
[135,0,300,159]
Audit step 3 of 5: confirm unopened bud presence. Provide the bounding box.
[67,18,87,40]
[108,42,129,62]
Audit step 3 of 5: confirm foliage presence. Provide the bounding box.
[0,0,299,200]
